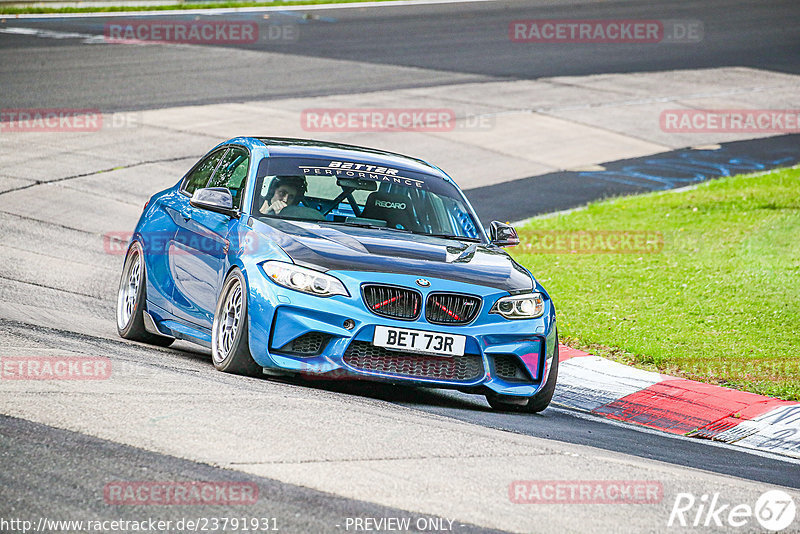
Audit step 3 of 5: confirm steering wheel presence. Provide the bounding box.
[280,205,326,221]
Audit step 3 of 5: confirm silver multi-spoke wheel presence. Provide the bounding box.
[211,270,260,376]
[117,247,142,330]
[214,279,242,363]
[115,241,173,346]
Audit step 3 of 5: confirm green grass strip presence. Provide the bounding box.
[1,0,389,15]
[513,165,800,400]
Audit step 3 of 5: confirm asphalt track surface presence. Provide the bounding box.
[0,0,799,110]
[0,415,500,533]
[471,134,800,223]
[2,0,800,531]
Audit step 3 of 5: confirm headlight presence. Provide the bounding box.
[491,293,545,319]
[262,261,349,297]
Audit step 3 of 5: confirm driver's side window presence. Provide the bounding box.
[182,148,227,196]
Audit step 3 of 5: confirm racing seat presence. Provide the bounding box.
[360,191,421,233]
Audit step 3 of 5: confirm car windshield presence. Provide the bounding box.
[251,157,483,241]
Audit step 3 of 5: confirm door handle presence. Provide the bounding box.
[181,212,191,222]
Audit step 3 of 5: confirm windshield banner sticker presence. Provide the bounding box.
[298,161,425,189]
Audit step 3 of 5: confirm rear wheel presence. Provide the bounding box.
[211,269,262,377]
[487,339,559,413]
[116,241,174,347]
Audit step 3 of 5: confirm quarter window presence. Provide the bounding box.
[207,147,250,209]
[182,148,227,196]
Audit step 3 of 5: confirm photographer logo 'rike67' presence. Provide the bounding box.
[668,490,796,531]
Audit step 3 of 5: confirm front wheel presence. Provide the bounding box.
[116,241,174,347]
[211,269,262,377]
[487,339,559,413]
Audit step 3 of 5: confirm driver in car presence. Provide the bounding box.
[259,175,307,215]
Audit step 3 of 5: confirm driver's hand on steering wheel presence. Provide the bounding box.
[269,198,288,214]
[260,198,288,215]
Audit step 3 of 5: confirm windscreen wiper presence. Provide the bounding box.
[324,221,413,233]
[418,233,481,242]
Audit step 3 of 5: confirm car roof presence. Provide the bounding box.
[245,136,453,182]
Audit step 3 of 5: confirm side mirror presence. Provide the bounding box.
[489,221,519,247]
[190,187,237,217]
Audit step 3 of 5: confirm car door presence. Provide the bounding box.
[171,146,250,329]
[168,147,228,327]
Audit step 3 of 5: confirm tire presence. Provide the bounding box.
[487,338,559,413]
[116,241,174,347]
[211,268,262,377]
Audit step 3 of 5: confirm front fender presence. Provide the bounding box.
[230,220,293,367]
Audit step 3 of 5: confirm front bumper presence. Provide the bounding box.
[245,269,557,398]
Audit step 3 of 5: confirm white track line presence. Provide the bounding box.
[0,26,106,42]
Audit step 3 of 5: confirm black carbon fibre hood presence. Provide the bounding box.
[252,218,533,292]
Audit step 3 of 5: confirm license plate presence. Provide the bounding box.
[373,326,466,357]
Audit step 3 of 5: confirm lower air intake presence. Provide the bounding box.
[493,354,532,382]
[276,332,330,356]
[343,341,483,382]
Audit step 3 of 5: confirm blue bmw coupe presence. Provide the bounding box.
[116,137,558,412]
